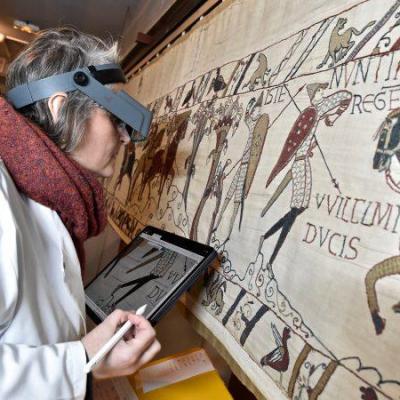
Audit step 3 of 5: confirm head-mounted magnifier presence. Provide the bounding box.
[6,63,152,142]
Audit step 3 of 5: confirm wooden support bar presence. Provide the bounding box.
[2,40,11,60]
[123,0,222,77]
[136,32,153,45]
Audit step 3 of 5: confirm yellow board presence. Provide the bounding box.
[129,348,233,400]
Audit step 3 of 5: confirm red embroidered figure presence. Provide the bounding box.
[258,83,351,267]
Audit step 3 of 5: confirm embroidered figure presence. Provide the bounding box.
[127,121,164,202]
[364,109,400,334]
[131,112,190,205]
[365,256,400,335]
[163,94,173,114]
[258,83,351,267]
[113,141,136,194]
[207,159,232,244]
[212,93,269,242]
[182,100,215,208]
[317,17,375,69]
[190,97,243,241]
[202,272,226,315]
[207,67,227,98]
[260,323,291,386]
[359,386,378,400]
[244,53,271,90]
[373,108,400,192]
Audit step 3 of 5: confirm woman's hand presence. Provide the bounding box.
[81,309,161,379]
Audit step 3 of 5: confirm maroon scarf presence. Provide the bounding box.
[0,97,106,273]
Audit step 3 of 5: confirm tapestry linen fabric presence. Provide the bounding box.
[105,1,400,398]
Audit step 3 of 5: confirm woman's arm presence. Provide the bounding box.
[0,312,160,399]
[0,176,160,398]
[0,341,87,399]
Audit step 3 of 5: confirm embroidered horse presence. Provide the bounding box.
[139,113,189,204]
[364,110,400,334]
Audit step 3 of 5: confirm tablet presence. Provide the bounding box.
[85,226,217,325]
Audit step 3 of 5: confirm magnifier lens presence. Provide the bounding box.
[110,114,126,131]
[125,124,133,136]
[109,113,143,142]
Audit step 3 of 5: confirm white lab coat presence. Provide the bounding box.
[0,160,88,399]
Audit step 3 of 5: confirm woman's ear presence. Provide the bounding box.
[47,92,67,122]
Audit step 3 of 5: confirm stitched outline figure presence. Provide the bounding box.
[182,100,215,208]
[206,158,233,244]
[190,97,243,241]
[212,92,269,242]
[258,83,352,267]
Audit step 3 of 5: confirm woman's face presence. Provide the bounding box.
[70,108,130,177]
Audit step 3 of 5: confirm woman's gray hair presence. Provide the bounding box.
[5,27,118,152]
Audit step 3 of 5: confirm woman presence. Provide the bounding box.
[0,28,160,399]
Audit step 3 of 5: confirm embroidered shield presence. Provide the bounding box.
[244,113,270,197]
[266,106,317,188]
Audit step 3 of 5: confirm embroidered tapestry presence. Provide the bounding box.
[104,0,400,398]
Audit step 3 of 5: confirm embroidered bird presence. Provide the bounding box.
[359,386,378,400]
[207,67,226,97]
[260,323,291,384]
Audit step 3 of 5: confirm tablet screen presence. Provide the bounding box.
[85,230,206,321]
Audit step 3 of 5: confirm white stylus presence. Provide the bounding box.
[84,304,148,374]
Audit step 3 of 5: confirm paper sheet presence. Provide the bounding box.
[138,349,214,393]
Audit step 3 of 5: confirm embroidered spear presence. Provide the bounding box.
[284,83,342,194]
